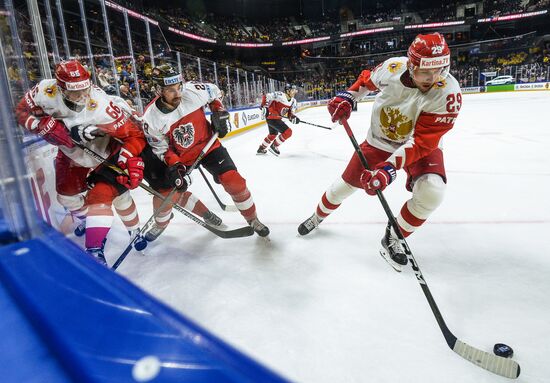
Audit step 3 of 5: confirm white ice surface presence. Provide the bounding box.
[102,91,550,383]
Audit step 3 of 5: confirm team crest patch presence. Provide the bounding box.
[44,85,57,98]
[173,123,195,148]
[432,79,447,89]
[380,107,413,141]
[86,98,98,111]
[387,62,403,73]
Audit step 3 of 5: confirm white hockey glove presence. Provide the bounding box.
[70,125,101,143]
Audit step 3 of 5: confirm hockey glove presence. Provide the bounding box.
[289,114,300,124]
[167,163,191,191]
[211,110,231,138]
[70,125,101,143]
[327,91,355,123]
[360,162,397,196]
[34,116,74,148]
[116,148,145,189]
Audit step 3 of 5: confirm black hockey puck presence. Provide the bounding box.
[493,343,514,358]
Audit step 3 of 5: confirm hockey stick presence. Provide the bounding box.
[71,138,254,241]
[340,119,520,379]
[280,115,335,130]
[111,133,219,270]
[198,166,238,212]
[112,187,177,270]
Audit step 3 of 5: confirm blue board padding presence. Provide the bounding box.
[0,229,290,383]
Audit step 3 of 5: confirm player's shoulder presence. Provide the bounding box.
[428,73,461,98]
[32,78,59,102]
[182,81,222,107]
[421,74,462,114]
[143,97,162,119]
[376,57,409,77]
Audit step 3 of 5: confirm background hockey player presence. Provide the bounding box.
[298,33,462,270]
[15,60,147,264]
[256,84,300,156]
[142,64,270,237]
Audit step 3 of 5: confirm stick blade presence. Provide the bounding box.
[213,225,255,239]
[453,340,520,379]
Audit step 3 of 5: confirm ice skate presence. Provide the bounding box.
[143,213,173,242]
[379,224,408,272]
[74,220,86,237]
[256,146,267,155]
[297,213,323,236]
[247,217,270,237]
[268,143,280,156]
[128,229,148,251]
[86,246,107,266]
[203,210,222,226]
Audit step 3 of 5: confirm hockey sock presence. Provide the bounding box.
[176,191,209,217]
[260,134,277,149]
[316,177,357,219]
[113,192,140,231]
[273,129,292,148]
[218,170,256,222]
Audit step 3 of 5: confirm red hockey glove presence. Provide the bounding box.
[116,149,144,189]
[327,91,355,123]
[360,162,397,196]
[34,116,74,148]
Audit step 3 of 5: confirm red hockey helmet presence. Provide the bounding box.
[407,33,450,78]
[55,60,91,91]
[55,60,91,111]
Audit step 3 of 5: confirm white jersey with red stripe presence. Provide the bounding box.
[262,91,297,120]
[348,57,462,169]
[19,79,136,168]
[142,81,223,166]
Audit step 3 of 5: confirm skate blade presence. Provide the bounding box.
[268,149,280,157]
[259,235,271,242]
[379,249,402,272]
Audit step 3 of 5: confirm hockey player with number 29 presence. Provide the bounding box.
[298,33,462,271]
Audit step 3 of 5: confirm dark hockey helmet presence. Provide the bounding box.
[284,83,298,97]
[151,64,183,90]
[284,83,297,92]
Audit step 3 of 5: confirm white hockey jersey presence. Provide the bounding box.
[261,91,297,120]
[347,57,462,169]
[142,81,224,166]
[17,79,143,168]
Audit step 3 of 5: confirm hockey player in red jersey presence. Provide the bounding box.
[15,60,147,264]
[142,64,270,237]
[298,33,462,270]
[256,84,300,156]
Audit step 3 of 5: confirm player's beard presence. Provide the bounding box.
[161,96,181,110]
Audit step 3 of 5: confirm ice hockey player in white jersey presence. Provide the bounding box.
[298,33,462,271]
[141,64,270,237]
[15,60,147,265]
[256,84,300,156]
